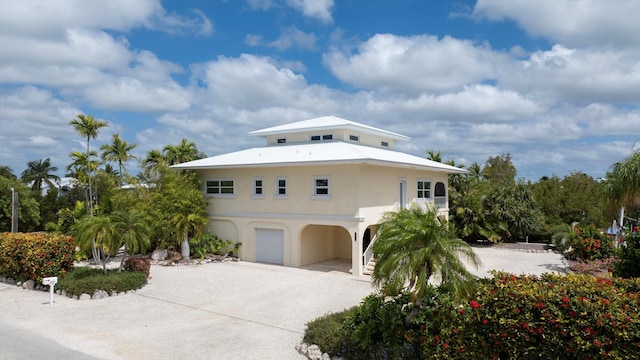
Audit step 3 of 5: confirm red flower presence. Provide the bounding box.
[513,308,521,314]
[458,309,465,315]
[469,300,481,309]
[535,303,545,310]
[562,295,570,303]
[521,322,528,329]
[482,319,489,325]
[443,343,449,349]
[434,335,441,343]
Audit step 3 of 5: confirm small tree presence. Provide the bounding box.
[372,206,481,326]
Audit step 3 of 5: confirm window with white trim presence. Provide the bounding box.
[275,177,287,197]
[206,179,235,197]
[417,180,431,199]
[253,178,264,197]
[349,135,359,142]
[381,141,389,147]
[313,177,330,197]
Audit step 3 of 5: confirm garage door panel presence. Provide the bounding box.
[256,229,284,265]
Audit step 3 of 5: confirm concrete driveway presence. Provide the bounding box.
[0,246,566,359]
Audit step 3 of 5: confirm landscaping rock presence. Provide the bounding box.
[6,278,15,285]
[111,290,118,297]
[79,293,91,300]
[0,275,5,282]
[151,249,168,261]
[92,290,109,300]
[307,345,322,360]
[22,279,35,290]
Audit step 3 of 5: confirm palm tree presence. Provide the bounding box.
[604,149,640,206]
[426,150,442,162]
[67,150,99,206]
[0,165,16,180]
[163,138,202,165]
[20,158,60,195]
[100,133,137,182]
[69,114,109,214]
[112,210,151,271]
[172,212,208,261]
[372,206,481,326]
[75,213,117,274]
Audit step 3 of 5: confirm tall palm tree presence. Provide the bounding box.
[112,210,151,271]
[20,158,60,195]
[69,114,109,213]
[163,138,202,165]
[67,150,99,206]
[604,149,640,206]
[372,206,481,326]
[100,133,137,182]
[0,165,16,180]
[426,150,442,162]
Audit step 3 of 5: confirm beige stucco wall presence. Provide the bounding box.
[197,163,450,275]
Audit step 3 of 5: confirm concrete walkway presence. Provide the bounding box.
[0,247,566,359]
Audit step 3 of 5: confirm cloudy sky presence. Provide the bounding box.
[1,0,639,181]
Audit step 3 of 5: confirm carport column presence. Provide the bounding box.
[351,225,364,276]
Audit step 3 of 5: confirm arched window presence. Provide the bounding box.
[434,182,446,208]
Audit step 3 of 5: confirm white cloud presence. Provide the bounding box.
[286,0,334,23]
[473,0,640,47]
[324,34,506,95]
[245,27,317,51]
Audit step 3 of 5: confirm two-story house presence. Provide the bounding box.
[173,116,466,276]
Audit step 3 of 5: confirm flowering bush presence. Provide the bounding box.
[613,232,640,278]
[303,272,640,359]
[124,256,151,278]
[566,224,614,261]
[424,272,640,359]
[0,232,75,282]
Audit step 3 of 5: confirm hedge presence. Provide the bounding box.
[304,272,640,360]
[0,232,75,282]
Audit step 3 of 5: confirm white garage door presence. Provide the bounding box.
[255,229,284,265]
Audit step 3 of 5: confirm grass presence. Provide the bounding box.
[57,266,147,297]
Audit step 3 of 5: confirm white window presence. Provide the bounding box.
[253,178,264,198]
[311,135,321,141]
[381,141,389,147]
[313,177,330,198]
[206,179,235,197]
[277,138,286,144]
[417,180,431,199]
[349,135,359,142]
[322,134,333,140]
[275,177,287,197]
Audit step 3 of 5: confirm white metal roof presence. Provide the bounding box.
[172,141,467,174]
[249,115,411,141]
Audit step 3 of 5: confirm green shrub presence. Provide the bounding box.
[189,232,240,259]
[57,267,147,296]
[613,232,640,278]
[303,311,350,355]
[0,232,75,282]
[424,272,640,359]
[305,273,640,359]
[124,256,151,278]
[566,224,614,261]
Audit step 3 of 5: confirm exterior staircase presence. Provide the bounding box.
[363,259,376,275]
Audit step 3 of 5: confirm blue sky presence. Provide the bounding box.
[1,0,639,181]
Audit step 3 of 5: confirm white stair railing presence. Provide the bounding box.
[363,234,376,272]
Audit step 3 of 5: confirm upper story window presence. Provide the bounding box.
[277,138,286,144]
[206,179,235,197]
[313,177,330,198]
[381,141,389,147]
[275,177,287,197]
[311,134,333,141]
[253,178,264,198]
[417,180,431,199]
[349,135,359,142]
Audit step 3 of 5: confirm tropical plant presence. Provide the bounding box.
[604,149,640,207]
[162,138,204,165]
[20,158,60,195]
[484,181,544,242]
[69,114,109,214]
[0,177,41,232]
[75,213,117,274]
[100,133,137,183]
[111,210,151,271]
[0,165,16,180]
[371,206,481,326]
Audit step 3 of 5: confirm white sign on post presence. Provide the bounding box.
[42,276,58,305]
